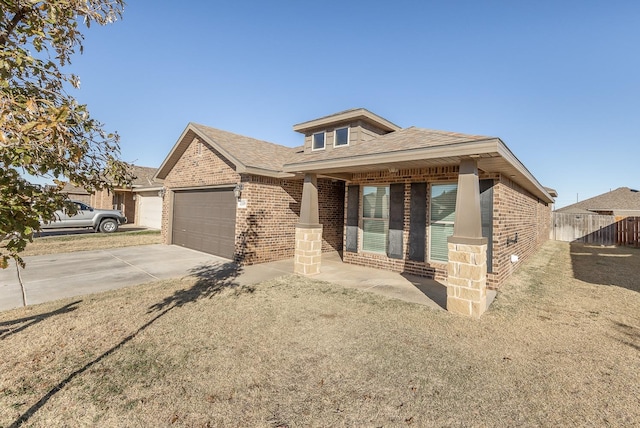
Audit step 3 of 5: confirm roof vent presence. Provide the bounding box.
[631,189,639,193]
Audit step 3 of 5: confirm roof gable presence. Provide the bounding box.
[293,108,401,134]
[155,123,298,180]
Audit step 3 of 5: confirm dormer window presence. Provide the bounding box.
[334,127,349,147]
[312,132,325,151]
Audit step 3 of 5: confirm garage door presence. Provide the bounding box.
[172,188,236,259]
[137,193,162,229]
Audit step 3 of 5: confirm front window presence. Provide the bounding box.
[362,186,389,253]
[312,132,325,150]
[430,183,457,262]
[334,127,349,147]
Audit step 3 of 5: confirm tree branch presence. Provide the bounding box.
[0,7,27,48]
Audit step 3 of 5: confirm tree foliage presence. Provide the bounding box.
[0,0,132,268]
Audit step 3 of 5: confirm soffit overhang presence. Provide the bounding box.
[283,139,554,203]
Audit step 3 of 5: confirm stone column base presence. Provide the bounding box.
[294,226,322,275]
[446,241,488,317]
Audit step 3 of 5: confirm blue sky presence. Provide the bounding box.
[62,1,639,208]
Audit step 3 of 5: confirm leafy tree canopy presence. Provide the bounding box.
[0,0,132,268]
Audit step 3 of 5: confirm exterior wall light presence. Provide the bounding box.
[158,188,166,198]
[233,183,244,200]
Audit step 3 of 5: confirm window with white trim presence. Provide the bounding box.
[429,183,457,262]
[334,127,349,147]
[362,185,389,253]
[312,132,325,150]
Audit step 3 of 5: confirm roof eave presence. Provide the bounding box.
[283,139,501,172]
[242,166,296,179]
[293,109,401,134]
[494,140,554,203]
[283,138,554,203]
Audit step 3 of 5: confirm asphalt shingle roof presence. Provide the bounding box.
[61,165,160,192]
[556,187,640,212]
[129,165,160,187]
[191,123,299,172]
[286,126,495,165]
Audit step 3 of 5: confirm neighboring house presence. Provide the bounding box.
[556,187,640,218]
[155,108,555,317]
[61,165,163,229]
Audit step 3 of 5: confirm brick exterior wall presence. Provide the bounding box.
[65,192,91,205]
[318,179,345,254]
[344,166,461,281]
[158,132,551,287]
[90,189,113,211]
[160,137,242,245]
[160,136,344,265]
[488,174,552,288]
[343,167,551,289]
[89,189,135,224]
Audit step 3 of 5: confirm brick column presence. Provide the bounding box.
[447,158,488,317]
[295,173,322,275]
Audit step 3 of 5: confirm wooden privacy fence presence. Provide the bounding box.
[617,216,640,247]
[553,213,640,247]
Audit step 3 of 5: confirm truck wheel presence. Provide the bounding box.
[99,219,118,233]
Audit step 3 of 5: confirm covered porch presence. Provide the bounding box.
[284,137,553,317]
[240,250,497,311]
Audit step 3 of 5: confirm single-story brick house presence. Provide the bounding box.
[556,187,640,218]
[62,165,163,228]
[155,109,555,316]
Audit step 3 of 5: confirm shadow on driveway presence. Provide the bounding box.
[148,261,254,312]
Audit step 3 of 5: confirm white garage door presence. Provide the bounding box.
[137,193,162,229]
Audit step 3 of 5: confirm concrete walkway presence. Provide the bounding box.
[0,245,493,312]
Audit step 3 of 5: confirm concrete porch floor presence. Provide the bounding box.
[241,252,497,311]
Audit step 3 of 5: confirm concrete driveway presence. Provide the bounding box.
[0,245,231,312]
[0,244,485,313]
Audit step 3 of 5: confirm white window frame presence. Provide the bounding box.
[312,132,325,151]
[333,126,350,148]
[428,182,457,263]
[361,184,390,254]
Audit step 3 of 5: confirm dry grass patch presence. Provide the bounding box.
[0,240,639,426]
[22,230,161,257]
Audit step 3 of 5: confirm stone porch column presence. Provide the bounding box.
[295,173,322,275]
[447,158,488,317]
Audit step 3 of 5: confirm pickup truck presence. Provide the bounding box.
[40,201,128,233]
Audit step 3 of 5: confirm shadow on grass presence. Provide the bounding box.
[569,243,640,293]
[147,261,254,313]
[10,259,254,427]
[9,306,173,428]
[612,321,640,352]
[0,301,81,341]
